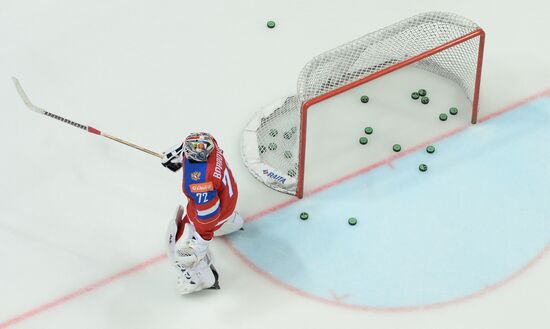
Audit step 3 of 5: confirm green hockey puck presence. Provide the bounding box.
[418,89,427,97]
[283,131,292,139]
[258,145,267,154]
[284,150,292,158]
[411,92,420,100]
[359,137,368,145]
[439,113,448,121]
[360,95,369,103]
[299,212,309,220]
[364,127,373,135]
[421,96,429,104]
[268,142,277,150]
[288,169,296,177]
[426,145,435,154]
[348,217,358,225]
[419,164,428,172]
[269,129,278,137]
[449,107,458,115]
[267,20,276,29]
[393,144,401,152]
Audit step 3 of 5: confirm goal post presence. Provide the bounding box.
[242,12,485,198]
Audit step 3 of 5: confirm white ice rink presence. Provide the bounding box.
[1,1,549,328]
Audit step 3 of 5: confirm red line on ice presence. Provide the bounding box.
[1,89,549,328]
[0,254,166,329]
[329,290,350,303]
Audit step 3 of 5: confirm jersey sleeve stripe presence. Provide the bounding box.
[196,207,221,221]
[196,200,220,217]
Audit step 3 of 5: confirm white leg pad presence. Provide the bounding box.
[214,212,244,236]
[166,205,217,294]
[176,230,210,267]
[175,252,216,295]
[166,205,189,262]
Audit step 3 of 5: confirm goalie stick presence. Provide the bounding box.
[12,77,162,159]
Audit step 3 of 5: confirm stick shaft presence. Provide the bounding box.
[12,77,162,159]
[43,110,90,132]
[101,133,162,158]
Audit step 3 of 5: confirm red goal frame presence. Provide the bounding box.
[295,29,485,198]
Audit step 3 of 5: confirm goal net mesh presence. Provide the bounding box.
[242,12,483,196]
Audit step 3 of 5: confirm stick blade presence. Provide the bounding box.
[12,77,46,114]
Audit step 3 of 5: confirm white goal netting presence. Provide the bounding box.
[242,11,484,197]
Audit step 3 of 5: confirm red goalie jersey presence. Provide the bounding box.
[181,143,238,240]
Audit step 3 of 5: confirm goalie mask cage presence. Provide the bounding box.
[242,12,485,198]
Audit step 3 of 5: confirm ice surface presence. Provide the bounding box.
[0,1,549,329]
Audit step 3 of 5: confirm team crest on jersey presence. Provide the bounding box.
[191,171,201,181]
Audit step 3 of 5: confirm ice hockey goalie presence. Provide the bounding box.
[162,132,243,294]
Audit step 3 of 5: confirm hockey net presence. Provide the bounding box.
[241,12,485,198]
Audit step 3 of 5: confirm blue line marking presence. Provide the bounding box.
[230,97,550,308]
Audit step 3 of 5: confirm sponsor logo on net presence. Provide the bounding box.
[262,169,286,184]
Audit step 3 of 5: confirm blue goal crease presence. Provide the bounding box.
[230,97,550,308]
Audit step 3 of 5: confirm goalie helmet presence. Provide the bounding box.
[183,132,215,162]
